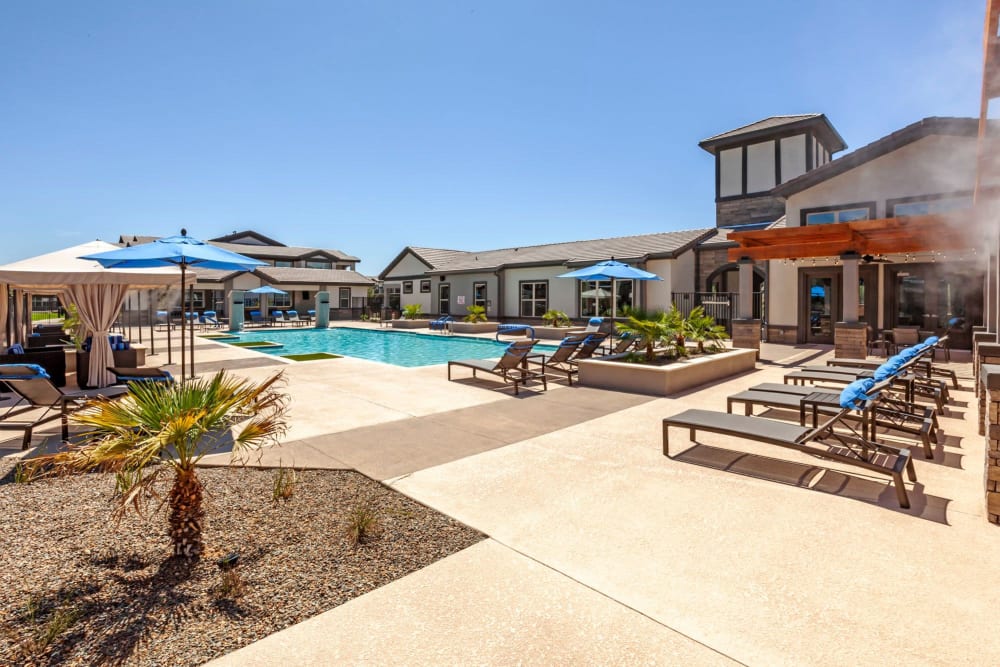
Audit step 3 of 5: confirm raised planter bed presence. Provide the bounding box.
[449,321,498,334]
[531,325,578,340]
[576,348,757,396]
[390,319,430,330]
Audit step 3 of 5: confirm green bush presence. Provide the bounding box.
[401,304,424,319]
[463,305,487,323]
[541,310,570,327]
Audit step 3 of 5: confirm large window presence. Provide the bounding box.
[473,282,487,309]
[272,292,291,307]
[579,280,633,317]
[802,202,875,226]
[274,260,293,267]
[306,260,332,269]
[520,281,547,317]
[386,285,401,311]
[889,193,973,217]
[339,287,350,309]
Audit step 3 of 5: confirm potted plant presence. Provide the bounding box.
[402,304,424,319]
[541,310,571,327]
[391,304,430,329]
[450,304,498,334]
[463,305,487,323]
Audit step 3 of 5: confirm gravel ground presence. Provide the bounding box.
[0,462,484,666]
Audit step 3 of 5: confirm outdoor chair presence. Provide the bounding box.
[825,336,958,389]
[569,332,610,363]
[285,310,308,326]
[199,310,221,328]
[725,378,937,459]
[610,332,641,355]
[663,380,918,508]
[0,364,128,449]
[271,310,290,326]
[107,366,175,385]
[526,333,589,385]
[447,340,546,395]
[889,326,921,355]
[429,315,454,333]
[248,310,267,327]
[569,317,615,337]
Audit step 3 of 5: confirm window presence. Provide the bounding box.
[244,293,260,308]
[402,281,413,294]
[339,287,350,309]
[386,284,401,310]
[579,280,633,317]
[520,281,547,317]
[183,290,205,310]
[274,260,293,267]
[301,291,310,300]
[802,203,875,226]
[890,194,973,217]
[473,282,487,309]
[272,292,291,307]
[420,279,431,293]
[306,260,332,269]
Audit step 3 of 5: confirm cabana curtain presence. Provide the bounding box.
[61,283,129,388]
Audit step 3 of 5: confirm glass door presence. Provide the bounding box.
[438,283,450,315]
[800,268,840,344]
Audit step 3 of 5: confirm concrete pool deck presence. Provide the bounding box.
[4,325,998,664]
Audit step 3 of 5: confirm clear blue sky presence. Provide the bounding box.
[0,1,985,274]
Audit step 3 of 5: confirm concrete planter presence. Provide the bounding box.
[577,348,757,396]
[450,321,498,334]
[390,319,431,329]
[532,325,577,340]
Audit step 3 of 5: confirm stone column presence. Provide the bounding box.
[227,290,244,333]
[732,258,760,358]
[983,365,1000,524]
[315,291,330,329]
[979,344,1000,436]
[974,332,997,396]
[833,254,865,358]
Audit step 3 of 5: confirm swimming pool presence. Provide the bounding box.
[231,327,558,367]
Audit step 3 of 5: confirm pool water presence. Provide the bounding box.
[231,327,558,367]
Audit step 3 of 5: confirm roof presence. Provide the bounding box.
[773,117,980,197]
[382,229,714,278]
[378,246,479,280]
[210,230,285,246]
[699,114,846,155]
[0,240,182,289]
[116,233,359,263]
[254,267,374,286]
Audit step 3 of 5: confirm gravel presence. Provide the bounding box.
[0,462,484,666]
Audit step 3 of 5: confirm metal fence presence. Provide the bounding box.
[670,292,765,335]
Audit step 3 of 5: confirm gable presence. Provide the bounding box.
[382,251,434,279]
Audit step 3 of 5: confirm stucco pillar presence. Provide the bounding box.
[228,290,244,333]
[833,254,866,359]
[841,255,859,324]
[315,291,330,328]
[733,257,760,358]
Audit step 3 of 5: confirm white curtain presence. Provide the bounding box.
[12,288,25,345]
[62,284,129,388]
[0,284,7,348]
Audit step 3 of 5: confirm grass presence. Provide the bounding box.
[30,311,62,322]
[345,499,380,547]
[199,334,240,340]
[281,352,342,361]
[272,465,297,501]
[229,341,283,348]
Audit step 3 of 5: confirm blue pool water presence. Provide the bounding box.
[232,327,558,367]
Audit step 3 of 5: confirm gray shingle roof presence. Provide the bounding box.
[255,267,374,285]
[409,247,473,270]
[115,234,359,263]
[699,114,846,154]
[413,228,714,274]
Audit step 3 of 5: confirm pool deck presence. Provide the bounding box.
[5,323,998,665]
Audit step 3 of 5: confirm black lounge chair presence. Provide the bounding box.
[569,332,610,364]
[526,333,589,385]
[726,379,937,459]
[783,354,947,409]
[108,366,175,385]
[662,406,917,508]
[447,340,546,395]
[0,364,128,449]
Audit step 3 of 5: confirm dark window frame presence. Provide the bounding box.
[886,190,974,217]
[402,281,413,294]
[800,201,876,226]
[419,279,431,293]
[473,281,487,308]
[338,287,350,309]
[518,280,548,318]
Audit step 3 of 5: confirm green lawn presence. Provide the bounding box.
[280,352,342,361]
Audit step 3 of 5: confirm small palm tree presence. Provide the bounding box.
[463,305,487,323]
[26,371,288,559]
[401,304,424,319]
[683,306,729,353]
[541,310,570,327]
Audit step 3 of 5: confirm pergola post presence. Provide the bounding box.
[732,257,761,358]
[834,252,867,359]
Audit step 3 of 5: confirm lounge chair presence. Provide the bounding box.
[0,364,128,449]
[108,366,175,385]
[826,336,958,388]
[429,315,454,333]
[271,310,290,326]
[726,378,937,459]
[610,332,641,355]
[526,333,589,385]
[447,340,546,395]
[284,310,307,327]
[663,381,917,508]
[570,332,610,363]
[248,310,267,327]
[199,310,221,328]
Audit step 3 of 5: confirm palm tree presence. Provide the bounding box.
[683,305,730,353]
[26,371,288,558]
[616,307,670,362]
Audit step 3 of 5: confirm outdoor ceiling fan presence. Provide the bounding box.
[861,254,890,263]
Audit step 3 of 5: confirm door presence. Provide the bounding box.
[887,263,983,349]
[438,283,451,315]
[799,268,841,344]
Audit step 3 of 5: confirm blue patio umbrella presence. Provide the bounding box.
[83,229,265,380]
[247,285,288,318]
[557,259,662,318]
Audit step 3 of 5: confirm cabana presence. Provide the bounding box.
[0,241,184,388]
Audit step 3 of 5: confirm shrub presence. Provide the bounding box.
[463,305,487,323]
[683,306,729,353]
[401,304,424,320]
[541,310,570,327]
[345,500,380,546]
[272,465,297,501]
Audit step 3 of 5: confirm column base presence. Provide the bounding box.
[732,319,761,359]
[834,322,867,359]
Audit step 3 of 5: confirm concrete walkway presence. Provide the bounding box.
[5,327,997,664]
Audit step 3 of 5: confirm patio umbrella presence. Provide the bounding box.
[247,285,288,319]
[557,259,662,318]
[83,229,265,380]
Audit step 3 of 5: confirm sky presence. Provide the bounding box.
[0,1,987,275]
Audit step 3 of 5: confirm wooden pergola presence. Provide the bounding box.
[726,212,980,262]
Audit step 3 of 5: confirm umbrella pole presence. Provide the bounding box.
[189,284,195,380]
[180,265,186,381]
[611,278,616,319]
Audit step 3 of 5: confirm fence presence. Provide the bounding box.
[671,292,765,336]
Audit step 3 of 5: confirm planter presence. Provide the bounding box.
[390,319,431,329]
[532,325,578,340]
[449,321,498,334]
[577,348,757,396]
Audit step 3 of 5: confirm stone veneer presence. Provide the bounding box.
[977,343,1000,436]
[767,324,798,344]
[834,322,867,359]
[732,319,761,358]
[982,365,1000,524]
[715,194,786,228]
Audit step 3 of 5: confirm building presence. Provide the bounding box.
[116,230,375,321]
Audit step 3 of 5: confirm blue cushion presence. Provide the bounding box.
[873,355,905,381]
[923,335,939,346]
[6,343,24,355]
[588,317,603,326]
[840,378,877,409]
[0,363,49,380]
[898,346,921,361]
